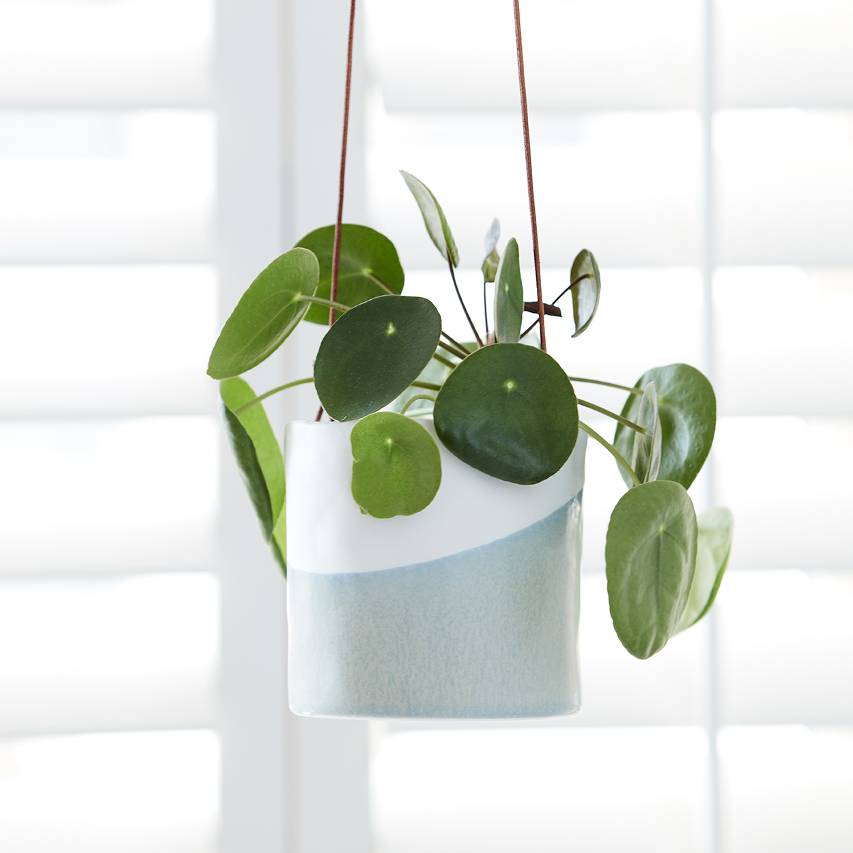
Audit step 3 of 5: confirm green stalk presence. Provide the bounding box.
[568,376,640,395]
[447,259,484,347]
[437,339,467,360]
[441,331,472,355]
[432,352,456,370]
[411,380,442,392]
[298,294,350,314]
[579,421,640,487]
[400,393,437,415]
[234,377,315,413]
[578,398,646,434]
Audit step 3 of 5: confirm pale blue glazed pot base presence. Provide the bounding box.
[288,498,582,719]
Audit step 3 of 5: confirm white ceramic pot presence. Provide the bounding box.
[285,420,586,719]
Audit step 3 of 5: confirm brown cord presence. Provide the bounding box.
[316,0,357,422]
[512,0,547,352]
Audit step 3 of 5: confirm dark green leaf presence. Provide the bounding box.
[481,218,501,283]
[677,507,733,632]
[315,295,442,421]
[433,343,578,485]
[208,247,319,379]
[606,480,697,659]
[570,249,601,338]
[220,379,286,573]
[493,238,524,343]
[614,363,716,489]
[400,170,459,266]
[351,412,442,518]
[295,224,404,325]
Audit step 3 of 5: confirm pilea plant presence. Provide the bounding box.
[208,169,733,661]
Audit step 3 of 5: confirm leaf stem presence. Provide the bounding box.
[432,352,456,370]
[400,393,437,415]
[579,421,640,487]
[519,273,591,339]
[578,398,646,434]
[437,339,466,360]
[447,258,484,347]
[298,294,350,314]
[411,380,442,392]
[234,377,315,414]
[483,278,490,340]
[568,376,640,395]
[441,331,472,355]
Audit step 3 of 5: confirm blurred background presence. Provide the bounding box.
[1,0,852,851]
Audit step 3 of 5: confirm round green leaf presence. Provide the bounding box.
[220,378,286,573]
[570,249,601,338]
[208,247,319,379]
[631,380,662,484]
[481,218,501,283]
[606,480,698,659]
[433,343,578,485]
[315,295,442,421]
[614,363,716,489]
[295,224,404,325]
[677,507,733,632]
[400,170,459,266]
[493,238,524,343]
[351,412,442,518]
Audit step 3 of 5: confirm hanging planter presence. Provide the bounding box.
[208,0,734,719]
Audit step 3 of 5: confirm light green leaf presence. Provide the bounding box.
[481,218,501,283]
[400,170,459,266]
[606,480,698,659]
[493,238,524,343]
[208,247,319,379]
[220,378,286,573]
[677,507,733,632]
[570,249,601,338]
[315,295,442,421]
[351,412,442,518]
[615,363,716,489]
[434,343,578,485]
[295,224,404,325]
[631,380,662,484]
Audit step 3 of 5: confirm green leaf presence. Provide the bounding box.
[493,238,524,343]
[677,507,733,632]
[220,379,286,573]
[569,249,601,338]
[614,364,716,489]
[351,412,442,518]
[433,343,578,485]
[315,294,442,421]
[208,247,319,379]
[631,381,662,484]
[481,218,501,283]
[400,170,459,266]
[605,480,698,659]
[295,224,405,325]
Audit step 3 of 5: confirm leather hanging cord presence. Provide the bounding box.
[329,0,357,326]
[316,0,357,422]
[512,0,547,352]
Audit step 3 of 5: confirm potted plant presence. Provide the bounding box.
[207,168,733,719]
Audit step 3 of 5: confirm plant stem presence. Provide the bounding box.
[299,295,350,314]
[578,398,646,434]
[432,352,456,370]
[447,259,484,347]
[519,273,591,339]
[437,339,466,360]
[568,376,640,394]
[483,278,490,340]
[579,421,640,487]
[234,377,315,414]
[411,380,442,392]
[400,393,437,415]
[441,331,472,355]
